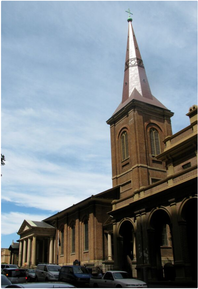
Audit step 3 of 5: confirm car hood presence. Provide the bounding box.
[75,273,90,279]
[117,279,146,285]
[49,271,59,275]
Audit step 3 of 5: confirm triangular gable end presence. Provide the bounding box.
[17,220,34,235]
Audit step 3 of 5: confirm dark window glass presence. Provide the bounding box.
[71,224,75,253]
[84,219,89,251]
[161,224,168,246]
[150,128,160,156]
[121,131,128,160]
[61,229,64,254]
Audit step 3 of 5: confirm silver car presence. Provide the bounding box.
[35,264,61,282]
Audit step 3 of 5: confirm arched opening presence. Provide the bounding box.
[149,210,174,281]
[119,221,134,276]
[181,198,197,280]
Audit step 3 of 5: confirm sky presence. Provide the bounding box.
[1,1,197,248]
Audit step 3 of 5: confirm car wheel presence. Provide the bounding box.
[116,285,122,288]
[93,283,99,288]
[35,276,38,282]
[45,277,48,282]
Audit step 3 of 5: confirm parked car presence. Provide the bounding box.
[35,264,61,282]
[59,265,90,286]
[4,281,75,288]
[2,268,27,284]
[1,265,18,273]
[25,269,36,282]
[1,274,12,287]
[90,271,147,288]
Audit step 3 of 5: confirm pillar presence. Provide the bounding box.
[31,236,36,266]
[27,238,31,266]
[169,199,186,281]
[22,239,27,266]
[132,234,137,278]
[18,241,22,267]
[49,237,54,264]
[108,233,112,261]
[113,221,119,269]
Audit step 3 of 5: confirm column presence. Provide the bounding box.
[113,221,120,270]
[107,233,112,261]
[49,237,54,264]
[54,237,56,264]
[11,252,14,264]
[31,236,36,266]
[18,241,22,267]
[27,238,31,266]
[132,234,137,278]
[22,239,27,266]
[169,199,185,281]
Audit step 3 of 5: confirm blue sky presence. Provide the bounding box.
[1,1,197,248]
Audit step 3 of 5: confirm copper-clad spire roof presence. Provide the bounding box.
[113,16,168,116]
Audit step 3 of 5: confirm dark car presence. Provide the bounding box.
[1,265,18,273]
[59,265,90,286]
[2,268,27,284]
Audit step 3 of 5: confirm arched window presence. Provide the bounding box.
[121,131,128,160]
[84,219,89,251]
[71,223,75,253]
[150,128,160,156]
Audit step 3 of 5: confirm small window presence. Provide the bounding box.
[151,178,160,184]
[84,219,89,251]
[182,162,191,169]
[121,131,129,160]
[150,128,161,156]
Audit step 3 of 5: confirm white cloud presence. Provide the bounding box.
[1,150,112,212]
[1,212,50,235]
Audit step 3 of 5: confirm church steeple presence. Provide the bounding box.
[113,16,167,116]
[107,15,173,195]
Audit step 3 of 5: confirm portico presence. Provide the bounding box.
[17,220,56,267]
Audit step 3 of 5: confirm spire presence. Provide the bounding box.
[113,15,168,116]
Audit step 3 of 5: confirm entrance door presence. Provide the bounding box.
[119,221,134,275]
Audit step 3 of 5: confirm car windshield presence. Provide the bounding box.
[28,269,35,273]
[113,272,130,279]
[73,266,88,274]
[48,266,61,272]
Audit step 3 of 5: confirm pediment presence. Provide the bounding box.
[17,220,33,235]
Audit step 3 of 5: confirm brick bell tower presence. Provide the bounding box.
[107,14,174,200]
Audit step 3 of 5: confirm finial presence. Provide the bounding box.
[125,8,133,22]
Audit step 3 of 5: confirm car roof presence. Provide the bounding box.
[62,265,81,267]
[3,268,26,271]
[5,282,75,288]
[106,271,128,273]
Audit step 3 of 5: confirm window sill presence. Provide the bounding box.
[121,157,130,167]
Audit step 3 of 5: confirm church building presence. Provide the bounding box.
[17,15,197,285]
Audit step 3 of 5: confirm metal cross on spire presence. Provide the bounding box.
[125,8,133,21]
